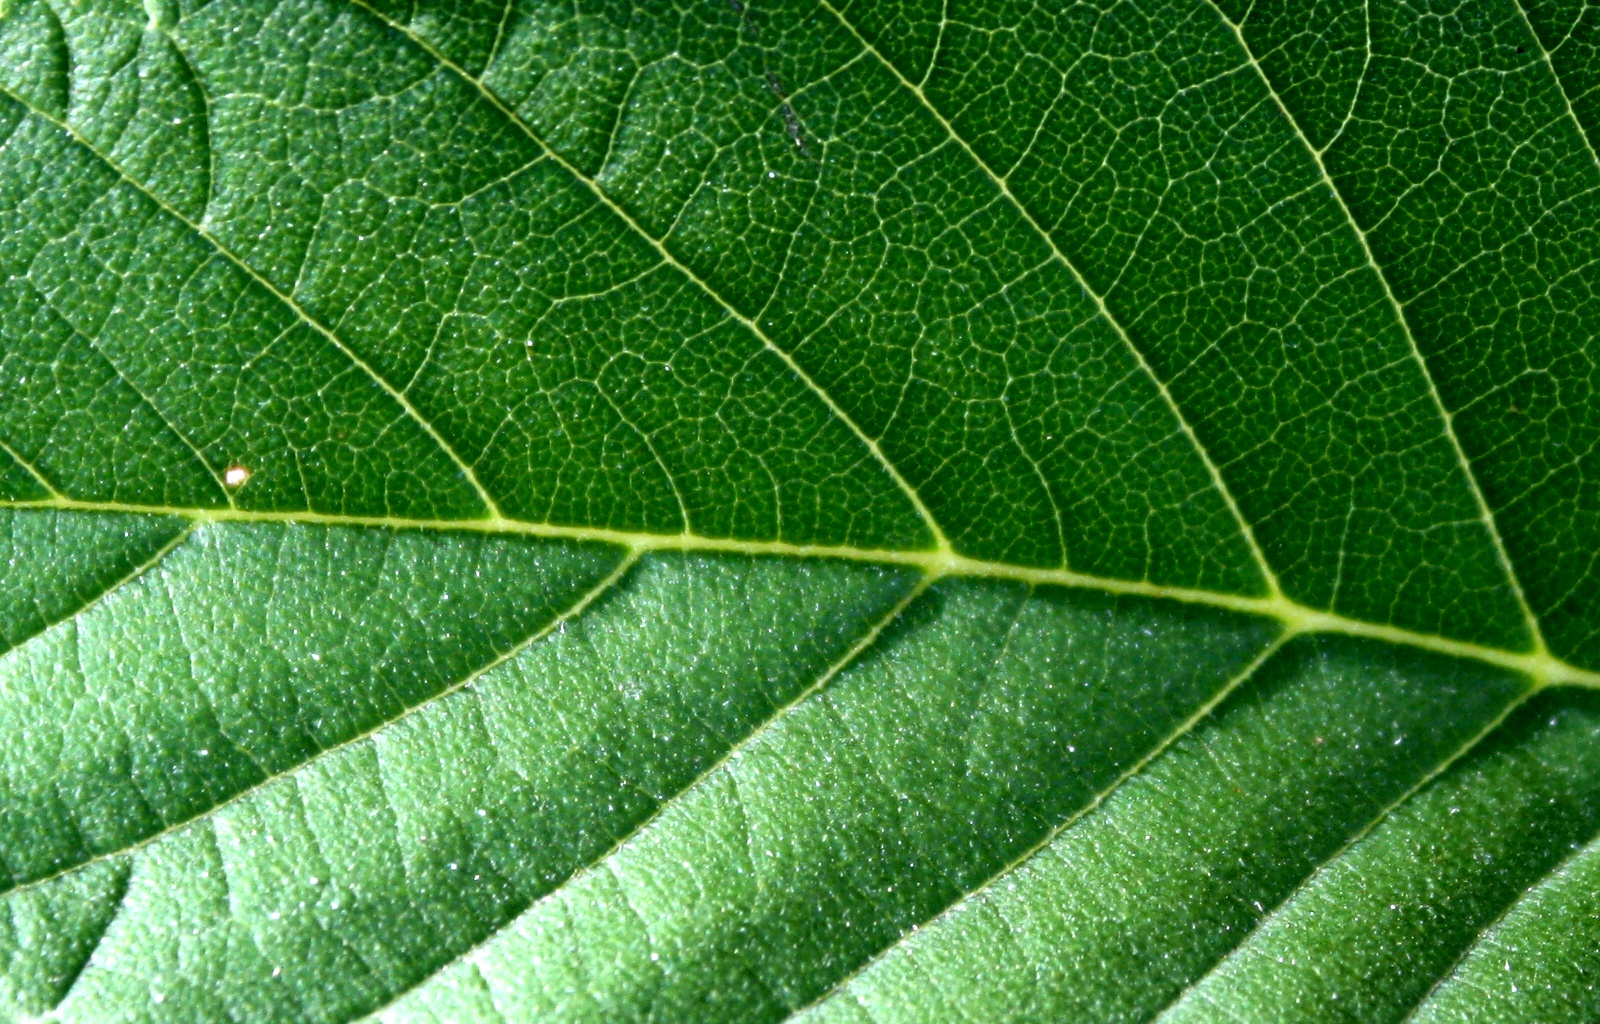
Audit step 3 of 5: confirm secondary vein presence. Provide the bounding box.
[0,436,62,501]
[0,548,639,906]
[0,84,505,522]
[1508,0,1600,177]
[344,0,953,557]
[1205,0,1551,658]
[817,0,1283,598]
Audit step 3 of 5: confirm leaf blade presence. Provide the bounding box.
[1,0,1598,1020]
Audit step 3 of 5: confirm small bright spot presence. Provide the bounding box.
[152,993,165,1004]
[225,465,250,487]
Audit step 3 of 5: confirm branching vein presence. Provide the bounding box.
[345,0,952,556]
[1206,0,1549,655]
[0,84,505,522]
[817,0,1281,598]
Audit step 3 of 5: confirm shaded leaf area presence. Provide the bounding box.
[0,0,1599,1020]
[1413,824,1600,1024]
[794,681,1600,1024]
[376,580,1274,1024]
[1160,689,1600,1024]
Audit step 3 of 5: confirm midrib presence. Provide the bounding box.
[8,496,1597,690]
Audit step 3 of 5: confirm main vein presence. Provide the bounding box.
[6,495,1596,690]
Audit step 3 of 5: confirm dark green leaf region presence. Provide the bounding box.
[0,0,1598,1021]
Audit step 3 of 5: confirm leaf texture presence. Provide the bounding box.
[0,0,1598,1021]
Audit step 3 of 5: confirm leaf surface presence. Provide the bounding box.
[1,0,1599,1021]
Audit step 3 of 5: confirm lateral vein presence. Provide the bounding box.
[1397,825,1600,1024]
[1205,0,1549,656]
[817,0,1281,597]
[357,571,939,1021]
[780,629,1295,1024]
[343,0,952,556]
[0,548,640,903]
[0,84,505,522]
[1146,681,1539,1024]
[0,518,198,661]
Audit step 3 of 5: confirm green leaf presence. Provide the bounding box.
[0,0,1598,1021]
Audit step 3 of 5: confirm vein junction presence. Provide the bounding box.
[6,496,1595,691]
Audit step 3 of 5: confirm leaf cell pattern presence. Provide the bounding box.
[0,0,1599,1021]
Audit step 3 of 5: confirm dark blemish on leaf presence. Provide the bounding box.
[780,105,809,154]
[766,71,810,155]
[725,0,759,36]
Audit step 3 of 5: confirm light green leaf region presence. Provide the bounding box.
[0,0,1598,1020]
